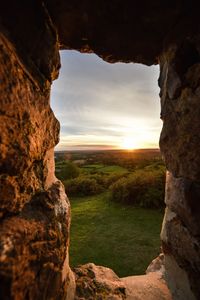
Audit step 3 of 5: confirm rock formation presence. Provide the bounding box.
[74,263,126,300]
[0,2,74,299]
[1,1,200,299]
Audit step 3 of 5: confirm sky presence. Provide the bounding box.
[51,51,161,151]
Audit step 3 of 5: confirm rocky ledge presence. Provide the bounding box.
[73,262,172,300]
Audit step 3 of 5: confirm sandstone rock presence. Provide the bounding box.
[146,253,165,276]
[165,172,200,236]
[163,255,196,300]
[0,27,74,300]
[161,210,200,299]
[0,180,73,300]
[0,32,59,217]
[121,273,172,300]
[0,0,60,87]
[159,41,200,299]
[74,263,126,300]
[44,1,185,65]
[159,43,200,182]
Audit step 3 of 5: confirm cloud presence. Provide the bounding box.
[51,51,161,150]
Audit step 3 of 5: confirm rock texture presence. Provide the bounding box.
[74,263,126,300]
[0,15,74,300]
[73,263,172,300]
[121,273,172,300]
[159,40,200,299]
[1,1,200,299]
[44,1,182,65]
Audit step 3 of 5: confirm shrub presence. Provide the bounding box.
[56,161,80,180]
[64,177,103,196]
[87,172,128,189]
[87,174,108,187]
[110,169,165,208]
[106,172,129,187]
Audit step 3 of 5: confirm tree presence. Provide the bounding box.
[56,161,80,180]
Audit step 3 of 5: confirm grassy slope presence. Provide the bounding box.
[69,192,163,277]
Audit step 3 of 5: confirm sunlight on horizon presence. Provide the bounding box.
[51,51,161,151]
[121,137,137,150]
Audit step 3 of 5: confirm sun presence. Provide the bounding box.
[121,136,136,150]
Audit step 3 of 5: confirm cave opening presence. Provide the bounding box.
[51,50,164,277]
[1,2,200,298]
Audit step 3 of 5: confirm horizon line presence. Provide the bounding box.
[55,147,160,153]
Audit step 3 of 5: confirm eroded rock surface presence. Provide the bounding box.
[0,24,74,300]
[0,181,74,300]
[159,40,200,299]
[44,1,200,66]
[122,273,172,300]
[73,262,173,300]
[74,263,126,300]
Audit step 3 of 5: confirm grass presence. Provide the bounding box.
[69,192,163,277]
[82,164,127,174]
[98,165,127,173]
[83,164,104,169]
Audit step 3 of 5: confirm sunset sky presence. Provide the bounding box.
[51,51,161,151]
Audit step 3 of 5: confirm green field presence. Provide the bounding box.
[82,164,127,174]
[55,150,165,277]
[69,192,163,277]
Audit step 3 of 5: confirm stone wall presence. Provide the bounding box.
[1,1,200,299]
[159,41,200,300]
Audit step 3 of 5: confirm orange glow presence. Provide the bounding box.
[121,137,136,150]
